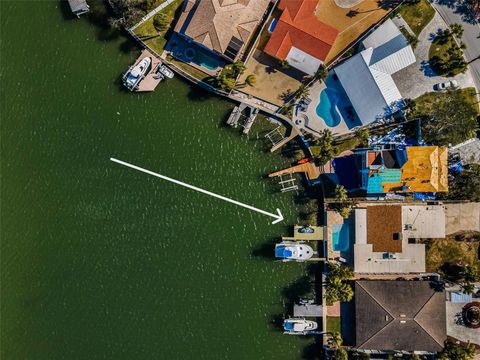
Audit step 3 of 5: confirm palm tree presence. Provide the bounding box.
[245,74,256,87]
[314,64,328,82]
[279,59,290,69]
[461,282,475,295]
[295,84,309,100]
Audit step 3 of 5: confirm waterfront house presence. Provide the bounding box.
[333,19,415,125]
[333,145,448,196]
[67,0,90,17]
[173,0,270,62]
[352,204,445,274]
[263,0,339,76]
[345,280,446,354]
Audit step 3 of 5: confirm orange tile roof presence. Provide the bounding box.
[382,146,449,193]
[264,0,339,62]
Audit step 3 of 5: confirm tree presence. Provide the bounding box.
[295,84,310,100]
[333,348,348,360]
[332,332,343,347]
[108,17,124,30]
[245,74,256,87]
[311,129,334,165]
[279,59,290,69]
[217,75,236,91]
[325,262,354,305]
[328,262,354,280]
[445,164,480,201]
[460,265,478,283]
[153,13,171,32]
[232,61,246,77]
[357,128,369,147]
[314,64,328,82]
[461,282,475,295]
[450,23,464,38]
[334,185,353,219]
[416,88,477,145]
[440,341,476,360]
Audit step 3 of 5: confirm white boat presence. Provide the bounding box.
[275,241,314,262]
[283,318,318,335]
[157,64,174,79]
[124,57,151,90]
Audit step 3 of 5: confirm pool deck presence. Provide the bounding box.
[293,78,360,137]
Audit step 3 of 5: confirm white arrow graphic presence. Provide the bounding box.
[110,158,284,224]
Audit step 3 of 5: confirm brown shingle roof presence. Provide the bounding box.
[355,280,446,352]
[174,0,269,60]
[366,205,402,253]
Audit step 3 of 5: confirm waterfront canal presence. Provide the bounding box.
[1,1,313,359]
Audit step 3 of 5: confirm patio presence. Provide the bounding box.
[293,75,362,136]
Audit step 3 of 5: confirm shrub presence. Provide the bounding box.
[153,13,171,32]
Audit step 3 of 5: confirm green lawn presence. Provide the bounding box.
[399,0,435,36]
[327,316,341,334]
[428,33,466,76]
[132,0,184,55]
[425,233,480,279]
[167,56,211,81]
[415,87,479,115]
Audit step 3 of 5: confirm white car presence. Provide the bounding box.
[434,80,458,91]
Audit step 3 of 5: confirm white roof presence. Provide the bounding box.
[334,21,415,125]
[354,209,367,245]
[286,47,322,76]
[362,19,403,49]
[402,205,446,239]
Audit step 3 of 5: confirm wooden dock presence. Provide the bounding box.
[242,107,259,134]
[281,225,325,241]
[135,50,163,92]
[269,162,321,182]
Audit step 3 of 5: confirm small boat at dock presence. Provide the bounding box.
[157,64,174,79]
[283,318,318,335]
[275,241,314,262]
[123,57,152,91]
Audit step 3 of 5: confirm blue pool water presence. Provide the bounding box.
[332,223,350,252]
[315,88,341,127]
[195,51,221,70]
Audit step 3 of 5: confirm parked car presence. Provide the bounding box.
[433,80,458,91]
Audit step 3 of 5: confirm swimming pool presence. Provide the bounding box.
[332,223,350,252]
[315,88,341,127]
[184,47,222,71]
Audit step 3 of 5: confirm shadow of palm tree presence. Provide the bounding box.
[282,275,314,303]
[251,238,277,259]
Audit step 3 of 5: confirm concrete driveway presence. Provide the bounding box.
[392,11,475,99]
[431,0,480,95]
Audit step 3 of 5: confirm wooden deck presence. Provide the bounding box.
[269,162,321,181]
[135,49,163,92]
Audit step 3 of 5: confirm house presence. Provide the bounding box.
[335,146,449,195]
[67,0,89,17]
[263,0,339,76]
[174,0,270,62]
[334,19,415,125]
[353,204,445,274]
[351,280,446,353]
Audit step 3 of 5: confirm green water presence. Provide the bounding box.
[1,1,312,359]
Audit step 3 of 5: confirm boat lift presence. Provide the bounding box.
[277,173,298,193]
[265,126,286,147]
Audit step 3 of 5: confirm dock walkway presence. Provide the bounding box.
[269,162,321,182]
[133,49,163,92]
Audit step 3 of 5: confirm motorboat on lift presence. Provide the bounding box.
[275,241,314,262]
[123,57,151,90]
[283,318,318,335]
[157,63,174,79]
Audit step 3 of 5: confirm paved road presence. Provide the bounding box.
[431,0,480,93]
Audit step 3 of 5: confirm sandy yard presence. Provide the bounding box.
[239,50,304,106]
[316,0,392,63]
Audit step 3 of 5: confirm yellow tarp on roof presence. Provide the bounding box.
[382,146,448,193]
